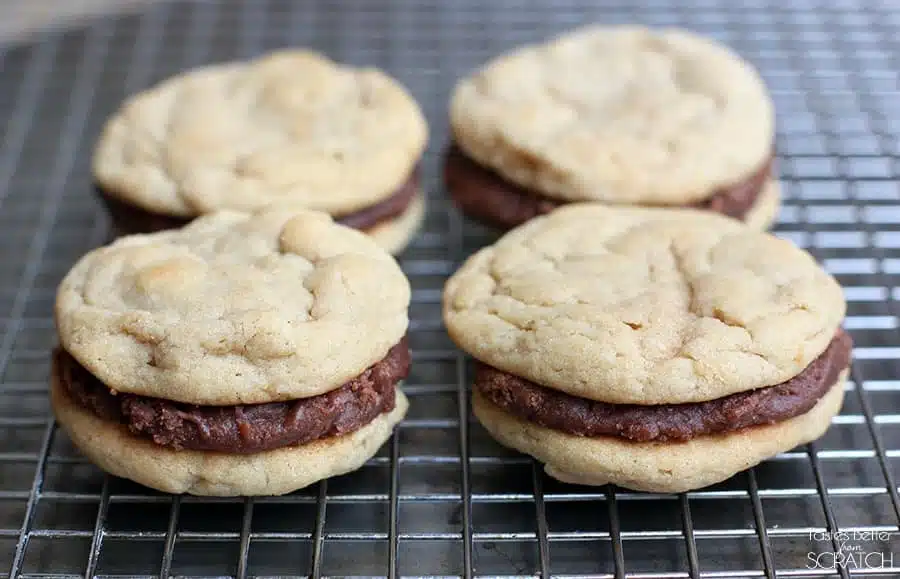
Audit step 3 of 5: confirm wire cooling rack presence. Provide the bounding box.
[1,0,899,577]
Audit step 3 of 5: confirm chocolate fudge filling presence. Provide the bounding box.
[56,338,410,453]
[444,144,774,230]
[336,168,420,230]
[97,167,420,236]
[476,330,851,442]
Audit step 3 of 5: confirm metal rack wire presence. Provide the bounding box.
[0,0,899,576]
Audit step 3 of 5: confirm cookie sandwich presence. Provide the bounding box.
[52,208,411,496]
[446,26,778,230]
[444,205,850,493]
[93,50,428,254]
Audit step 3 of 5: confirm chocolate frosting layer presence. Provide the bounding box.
[476,330,851,442]
[336,168,419,229]
[98,168,420,235]
[57,338,410,453]
[444,144,773,230]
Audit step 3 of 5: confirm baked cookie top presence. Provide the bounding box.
[94,50,427,217]
[443,205,845,404]
[450,26,774,205]
[56,209,411,405]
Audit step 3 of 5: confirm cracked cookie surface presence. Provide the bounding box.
[450,26,774,205]
[56,208,410,405]
[94,50,427,217]
[443,204,845,404]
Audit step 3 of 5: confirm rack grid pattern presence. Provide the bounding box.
[1,0,900,577]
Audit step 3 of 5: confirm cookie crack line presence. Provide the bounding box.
[466,227,815,366]
[533,35,726,140]
[668,241,697,315]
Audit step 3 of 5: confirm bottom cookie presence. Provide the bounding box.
[52,379,408,496]
[472,372,845,493]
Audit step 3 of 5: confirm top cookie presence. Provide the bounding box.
[450,26,774,205]
[94,50,428,217]
[443,205,844,405]
[56,209,411,405]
